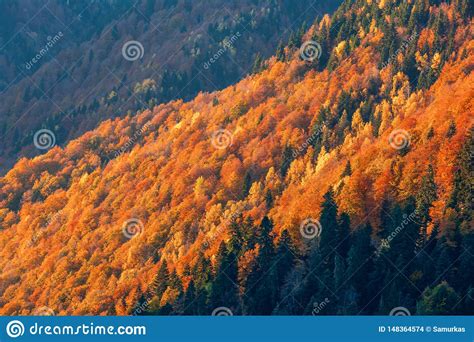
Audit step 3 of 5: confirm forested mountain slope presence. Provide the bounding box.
[0,0,472,315]
[0,0,340,173]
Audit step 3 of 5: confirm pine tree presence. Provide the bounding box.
[417,281,460,315]
[333,253,346,313]
[426,126,435,140]
[276,41,286,62]
[275,229,296,291]
[265,189,273,209]
[183,280,197,315]
[402,31,419,86]
[342,161,352,177]
[346,224,374,313]
[193,252,212,289]
[446,120,457,138]
[210,241,239,313]
[319,190,339,264]
[448,128,473,221]
[169,269,183,293]
[242,171,252,197]
[154,260,170,300]
[252,53,264,74]
[336,213,351,258]
[415,165,437,247]
[280,144,294,177]
[243,217,277,314]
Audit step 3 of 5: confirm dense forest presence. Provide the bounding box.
[0,0,472,316]
[0,0,341,173]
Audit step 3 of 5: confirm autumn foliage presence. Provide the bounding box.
[0,0,473,315]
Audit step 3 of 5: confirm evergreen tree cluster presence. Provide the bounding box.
[136,133,473,315]
[276,0,471,89]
